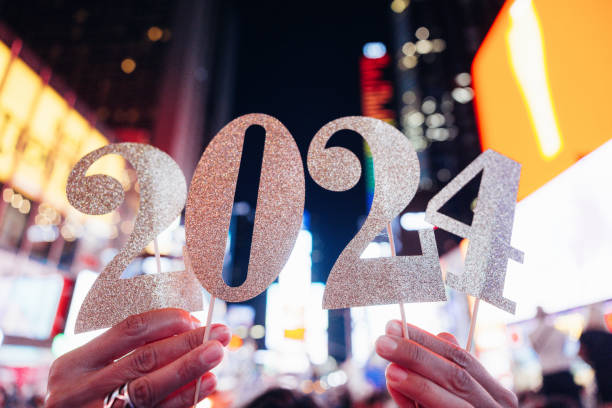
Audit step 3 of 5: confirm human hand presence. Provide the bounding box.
[46,308,231,408]
[375,320,518,408]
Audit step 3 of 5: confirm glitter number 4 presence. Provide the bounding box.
[67,143,202,333]
[425,149,524,313]
[307,117,447,309]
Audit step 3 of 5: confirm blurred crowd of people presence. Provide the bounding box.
[0,386,43,408]
[517,306,612,408]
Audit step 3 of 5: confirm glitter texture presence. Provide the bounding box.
[67,143,202,333]
[185,114,305,302]
[425,149,523,314]
[307,117,447,309]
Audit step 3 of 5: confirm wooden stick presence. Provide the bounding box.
[192,295,216,407]
[182,246,217,407]
[398,301,408,339]
[153,238,162,274]
[388,223,419,408]
[465,298,480,352]
[386,223,409,340]
[386,223,397,258]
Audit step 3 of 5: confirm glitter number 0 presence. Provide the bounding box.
[185,114,305,302]
[307,117,446,309]
[425,149,524,313]
[67,143,202,332]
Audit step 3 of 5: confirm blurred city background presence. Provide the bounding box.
[0,0,610,407]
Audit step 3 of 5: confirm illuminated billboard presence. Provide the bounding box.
[441,139,612,324]
[360,43,395,207]
[0,36,123,212]
[472,0,612,199]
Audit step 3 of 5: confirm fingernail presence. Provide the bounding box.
[190,315,202,329]
[199,342,223,365]
[200,375,216,393]
[376,336,398,356]
[386,320,403,337]
[387,364,408,382]
[210,325,231,344]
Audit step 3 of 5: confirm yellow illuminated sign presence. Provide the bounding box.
[44,110,90,210]
[0,58,40,122]
[472,0,612,199]
[0,57,41,182]
[13,87,68,198]
[0,42,10,78]
[0,37,124,216]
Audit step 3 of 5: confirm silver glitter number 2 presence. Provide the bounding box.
[67,143,202,333]
[185,114,305,303]
[308,117,447,309]
[425,149,524,313]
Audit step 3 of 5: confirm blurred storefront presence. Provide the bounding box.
[0,0,230,400]
[0,1,223,397]
[0,27,131,402]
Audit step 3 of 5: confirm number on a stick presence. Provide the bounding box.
[307,117,446,309]
[185,114,305,302]
[67,143,202,332]
[425,149,523,313]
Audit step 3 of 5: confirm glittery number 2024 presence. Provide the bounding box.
[68,114,521,333]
